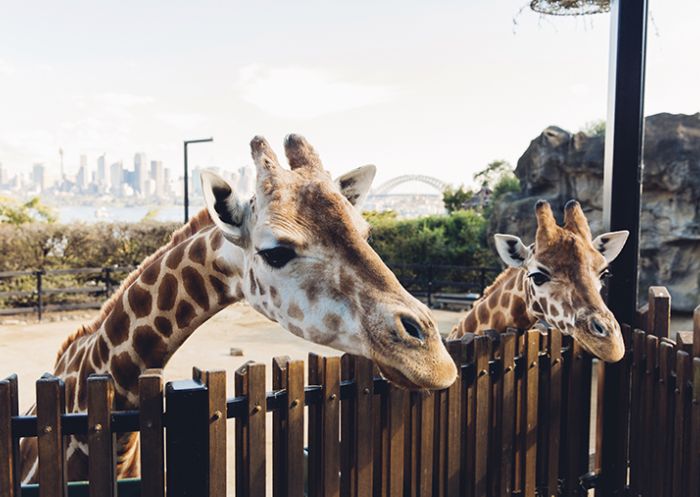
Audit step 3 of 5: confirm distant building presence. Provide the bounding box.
[32,163,46,191]
[151,160,164,198]
[110,162,123,195]
[163,168,171,196]
[97,154,109,190]
[134,153,147,195]
[77,154,89,190]
[463,187,492,210]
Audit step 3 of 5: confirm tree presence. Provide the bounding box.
[0,196,56,225]
[580,119,606,137]
[442,185,473,214]
[473,160,513,188]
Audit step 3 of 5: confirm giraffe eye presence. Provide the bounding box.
[600,269,612,280]
[529,272,550,286]
[258,247,297,268]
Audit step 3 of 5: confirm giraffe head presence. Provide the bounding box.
[200,134,456,389]
[494,200,629,362]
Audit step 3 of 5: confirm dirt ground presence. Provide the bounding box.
[0,303,467,494]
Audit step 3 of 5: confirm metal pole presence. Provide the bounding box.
[183,138,213,224]
[599,0,648,495]
[36,270,43,321]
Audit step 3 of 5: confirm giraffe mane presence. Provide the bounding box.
[54,209,214,364]
[480,267,517,298]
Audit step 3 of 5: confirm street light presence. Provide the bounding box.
[183,137,213,223]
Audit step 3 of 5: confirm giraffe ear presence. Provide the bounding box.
[335,165,376,208]
[201,170,247,245]
[592,230,629,263]
[494,234,530,267]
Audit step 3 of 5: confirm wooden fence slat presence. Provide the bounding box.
[563,338,587,497]
[355,357,374,497]
[308,354,340,497]
[406,390,419,497]
[500,332,516,497]
[655,342,673,497]
[648,286,671,338]
[445,340,463,497]
[340,355,356,497]
[386,385,406,497]
[36,374,67,497]
[462,334,476,497]
[272,357,304,497]
[672,351,690,497]
[536,330,550,493]
[547,329,562,497]
[629,329,646,493]
[418,391,435,497]
[193,368,227,497]
[139,369,164,497]
[373,364,383,497]
[522,330,539,497]
[87,374,116,497]
[642,335,659,494]
[433,382,447,497]
[474,335,490,497]
[690,357,700,497]
[235,361,266,497]
[488,333,503,497]
[0,374,20,497]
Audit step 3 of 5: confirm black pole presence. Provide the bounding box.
[183,142,189,224]
[599,1,648,496]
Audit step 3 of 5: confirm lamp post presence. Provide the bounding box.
[183,138,213,223]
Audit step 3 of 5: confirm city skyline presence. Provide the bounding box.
[1,1,698,192]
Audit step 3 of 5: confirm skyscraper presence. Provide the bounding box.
[77,154,89,190]
[110,162,123,195]
[151,160,164,198]
[134,153,147,195]
[32,163,46,191]
[97,154,108,190]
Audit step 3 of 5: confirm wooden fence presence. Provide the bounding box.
[1,285,699,497]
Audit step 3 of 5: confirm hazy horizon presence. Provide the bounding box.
[1,0,698,191]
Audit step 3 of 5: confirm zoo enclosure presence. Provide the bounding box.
[0,264,499,320]
[2,285,699,497]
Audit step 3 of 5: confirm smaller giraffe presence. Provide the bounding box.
[449,199,629,363]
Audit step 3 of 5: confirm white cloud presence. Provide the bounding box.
[234,64,398,119]
[156,112,207,131]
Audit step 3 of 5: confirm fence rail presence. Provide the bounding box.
[0,264,499,320]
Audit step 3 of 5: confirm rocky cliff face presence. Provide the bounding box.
[489,112,700,312]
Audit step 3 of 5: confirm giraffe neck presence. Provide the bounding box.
[451,267,536,337]
[56,225,246,411]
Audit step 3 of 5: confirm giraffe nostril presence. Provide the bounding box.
[400,317,425,342]
[590,318,608,337]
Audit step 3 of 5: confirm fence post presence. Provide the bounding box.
[35,270,43,321]
[139,370,165,497]
[235,362,266,497]
[0,374,20,497]
[647,286,671,338]
[689,305,700,496]
[36,373,67,496]
[165,379,209,497]
[103,267,113,296]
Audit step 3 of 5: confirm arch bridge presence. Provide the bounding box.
[371,175,449,195]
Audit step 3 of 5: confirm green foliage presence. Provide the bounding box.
[473,160,512,189]
[0,196,56,225]
[366,209,498,267]
[580,119,606,137]
[442,186,474,214]
[492,175,520,200]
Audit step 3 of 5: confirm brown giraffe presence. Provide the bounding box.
[19,134,457,483]
[449,199,629,363]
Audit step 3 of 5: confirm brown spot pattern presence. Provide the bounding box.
[128,284,152,318]
[104,298,131,346]
[477,303,489,323]
[209,276,234,306]
[157,274,178,311]
[134,325,168,368]
[141,258,162,285]
[210,229,224,251]
[213,258,237,277]
[269,286,281,307]
[182,266,210,311]
[111,352,140,391]
[323,313,342,331]
[175,301,196,328]
[97,336,110,364]
[249,269,257,295]
[189,237,207,265]
[165,242,187,269]
[154,316,173,337]
[549,304,560,317]
[500,292,511,308]
[287,323,303,336]
[288,302,304,321]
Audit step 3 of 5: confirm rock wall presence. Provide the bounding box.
[489,112,700,312]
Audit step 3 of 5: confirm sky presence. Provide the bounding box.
[0,0,698,192]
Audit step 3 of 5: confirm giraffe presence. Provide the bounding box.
[448,199,629,363]
[19,134,457,483]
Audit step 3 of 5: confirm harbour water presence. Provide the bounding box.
[54,204,205,224]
